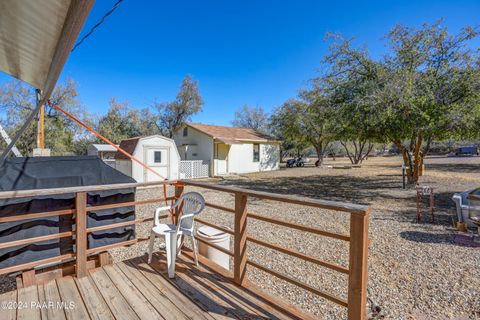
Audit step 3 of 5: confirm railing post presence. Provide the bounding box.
[234,192,248,286]
[347,209,370,320]
[174,184,184,224]
[75,192,88,278]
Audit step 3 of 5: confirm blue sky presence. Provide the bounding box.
[1,0,479,125]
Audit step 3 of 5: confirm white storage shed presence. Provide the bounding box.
[114,135,180,182]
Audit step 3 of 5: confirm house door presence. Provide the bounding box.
[144,147,169,181]
[215,143,229,175]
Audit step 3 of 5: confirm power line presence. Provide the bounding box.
[71,0,124,53]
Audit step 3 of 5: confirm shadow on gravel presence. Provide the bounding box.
[426,162,480,174]
[221,174,409,206]
[399,231,453,244]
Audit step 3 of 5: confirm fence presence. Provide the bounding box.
[179,160,209,179]
[0,179,370,320]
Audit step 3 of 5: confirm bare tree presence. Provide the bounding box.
[154,75,203,137]
[231,105,269,133]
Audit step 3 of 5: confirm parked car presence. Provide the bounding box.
[454,147,479,156]
[286,157,305,168]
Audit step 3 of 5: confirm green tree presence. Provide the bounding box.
[270,107,309,161]
[319,34,382,164]
[97,98,158,144]
[0,79,88,155]
[323,22,480,183]
[274,91,336,166]
[154,75,203,138]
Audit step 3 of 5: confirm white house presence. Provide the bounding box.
[115,135,180,182]
[87,144,118,168]
[173,123,280,176]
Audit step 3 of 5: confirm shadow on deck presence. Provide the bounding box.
[0,251,312,320]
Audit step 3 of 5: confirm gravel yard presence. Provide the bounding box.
[109,155,479,319]
[0,156,478,319]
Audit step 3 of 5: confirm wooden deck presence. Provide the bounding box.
[1,251,313,320]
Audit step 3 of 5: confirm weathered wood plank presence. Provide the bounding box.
[56,276,90,320]
[146,255,246,320]
[102,264,163,320]
[75,276,114,320]
[42,280,67,320]
[0,180,176,200]
[17,284,41,320]
[0,289,17,320]
[115,262,189,320]
[127,258,215,320]
[174,257,288,320]
[37,283,49,320]
[88,268,139,320]
[181,249,316,320]
[347,210,370,320]
[75,192,88,278]
[234,192,248,286]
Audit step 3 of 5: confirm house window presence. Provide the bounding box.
[154,151,162,163]
[253,144,260,162]
[183,127,188,137]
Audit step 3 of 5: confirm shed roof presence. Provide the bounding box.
[115,137,140,160]
[90,144,118,152]
[186,123,278,143]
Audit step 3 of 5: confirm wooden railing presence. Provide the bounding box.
[0,179,370,320]
[182,180,370,320]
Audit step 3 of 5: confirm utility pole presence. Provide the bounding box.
[33,89,50,157]
[36,89,45,149]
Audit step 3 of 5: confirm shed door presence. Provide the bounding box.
[144,146,169,181]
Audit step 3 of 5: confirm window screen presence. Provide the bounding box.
[253,144,260,162]
[154,151,162,163]
[183,127,188,137]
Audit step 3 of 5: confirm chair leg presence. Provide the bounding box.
[147,231,155,264]
[166,232,177,278]
[191,236,199,267]
[176,235,184,257]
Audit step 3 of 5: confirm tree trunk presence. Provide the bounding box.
[314,144,323,167]
[341,140,373,165]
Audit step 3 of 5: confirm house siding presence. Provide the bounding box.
[228,143,279,174]
[173,126,214,173]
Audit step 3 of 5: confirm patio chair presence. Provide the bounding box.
[147,192,205,278]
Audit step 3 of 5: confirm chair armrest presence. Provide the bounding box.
[155,206,172,225]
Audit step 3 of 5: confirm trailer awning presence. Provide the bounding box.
[0,0,94,99]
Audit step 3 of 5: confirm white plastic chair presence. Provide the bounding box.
[147,192,205,278]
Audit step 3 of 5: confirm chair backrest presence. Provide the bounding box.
[177,192,205,232]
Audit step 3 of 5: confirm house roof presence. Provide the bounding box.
[186,123,278,144]
[90,144,118,152]
[115,137,140,160]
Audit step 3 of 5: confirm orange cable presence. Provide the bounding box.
[47,100,175,222]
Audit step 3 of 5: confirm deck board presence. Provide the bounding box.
[0,252,313,320]
[115,261,190,320]
[42,280,67,320]
[0,289,17,320]
[56,276,90,320]
[89,268,139,320]
[75,275,114,320]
